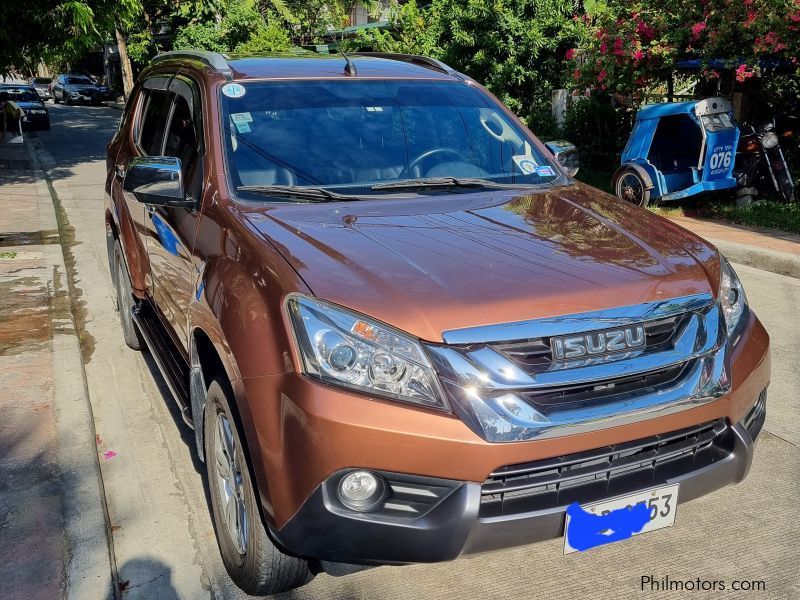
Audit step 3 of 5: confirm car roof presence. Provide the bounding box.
[228,54,459,81]
[0,83,36,90]
[150,51,462,82]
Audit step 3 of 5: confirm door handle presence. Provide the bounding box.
[115,164,126,179]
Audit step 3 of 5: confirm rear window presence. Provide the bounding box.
[33,78,51,84]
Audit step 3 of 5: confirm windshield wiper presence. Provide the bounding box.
[237,185,353,202]
[370,177,544,191]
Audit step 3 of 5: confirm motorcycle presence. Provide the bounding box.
[734,116,796,205]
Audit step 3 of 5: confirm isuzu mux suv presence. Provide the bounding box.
[105,50,770,595]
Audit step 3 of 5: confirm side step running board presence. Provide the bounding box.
[132,302,194,429]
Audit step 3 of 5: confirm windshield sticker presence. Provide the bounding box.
[231,112,253,124]
[365,106,384,112]
[536,166,555,177]
[234,121,251,134]
[513,154,539,174]
[222,83,246,98]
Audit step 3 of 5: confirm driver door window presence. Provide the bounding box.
[139,89,173,156]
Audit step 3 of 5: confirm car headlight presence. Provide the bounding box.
[719,256,748,338]
[287,294,448,410]
[761,132,779,149]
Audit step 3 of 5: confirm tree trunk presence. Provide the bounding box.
[115,28,134,100]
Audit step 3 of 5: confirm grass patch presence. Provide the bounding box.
[0,251,18,259]
[695,201,800,234]
[651,201,800,234]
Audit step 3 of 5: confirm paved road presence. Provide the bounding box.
[35,103,800,599]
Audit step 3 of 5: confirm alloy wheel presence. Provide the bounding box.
[214,411,249,555]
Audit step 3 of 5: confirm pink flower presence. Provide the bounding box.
[633,49,644,61]
[735,64,755,83]
[600,41,608,54]
[636,20,655,40]
[573,69,581,80]
[597,69,607,83]
[691,22,706,38]
[103,450,117,460]
[745,10,757,27]
[613,38,624,55]
[565,48,576,60]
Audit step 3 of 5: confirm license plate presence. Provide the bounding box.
[563,483,679,554]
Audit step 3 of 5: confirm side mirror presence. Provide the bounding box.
[122,156,194,208]
[545,140,580,177]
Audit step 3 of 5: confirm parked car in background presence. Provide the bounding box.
[0,84,50,130]
[29,77,52,100]
[51,74,109,105]
[106,50,770,596]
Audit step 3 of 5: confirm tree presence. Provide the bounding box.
[350,0,588,129]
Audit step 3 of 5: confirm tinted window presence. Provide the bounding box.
[66,76,92,85]
[139,90,173,155]
[3,87,39,102]
[163,95,198,176]
[33,78,51,84]
[220,80,562,196]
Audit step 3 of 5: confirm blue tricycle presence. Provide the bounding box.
[613,97,740,206]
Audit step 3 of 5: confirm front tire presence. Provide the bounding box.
[204,378,314,595]
[614,168,652,207]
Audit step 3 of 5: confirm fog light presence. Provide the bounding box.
[338,470,385,511]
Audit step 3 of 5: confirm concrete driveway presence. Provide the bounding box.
[33,102,800,599]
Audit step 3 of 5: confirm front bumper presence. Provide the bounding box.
[21,112,49,129]
[271,399,764,565]
[240,311,769,563]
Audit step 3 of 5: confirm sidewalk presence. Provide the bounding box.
[0,138,114,599]
[669,215,800,278]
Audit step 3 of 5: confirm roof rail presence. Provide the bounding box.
[152,50,233,80]
[350,52,460,77]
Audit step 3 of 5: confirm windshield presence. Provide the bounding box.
[66,76,92,85]
[3,88,39,102]
[220,80,564,200]
[33,78,51,85]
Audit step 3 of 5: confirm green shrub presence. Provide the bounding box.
[562,96,631,171]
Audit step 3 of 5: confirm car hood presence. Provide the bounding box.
[240,183,720,342]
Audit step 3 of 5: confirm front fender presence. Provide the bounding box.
[189,245,310,521]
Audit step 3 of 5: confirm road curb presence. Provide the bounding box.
[25,137,118,600]
[707,237,800,279]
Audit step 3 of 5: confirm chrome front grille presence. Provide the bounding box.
[490,314,688,373]
[425,293,731,442]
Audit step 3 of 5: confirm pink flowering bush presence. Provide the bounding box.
[567,0,800,95]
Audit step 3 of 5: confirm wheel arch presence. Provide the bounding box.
[613,162,656,191]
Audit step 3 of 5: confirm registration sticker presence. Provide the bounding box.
[513,154,539,174]
[234,121,251,133]
[231,112,253,124]
[536,166,555,177]
[222,83,246,98]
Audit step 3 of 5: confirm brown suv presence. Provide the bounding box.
[105,50,770,594]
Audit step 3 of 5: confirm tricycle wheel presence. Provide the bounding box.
[614,168,651,207]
